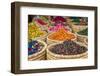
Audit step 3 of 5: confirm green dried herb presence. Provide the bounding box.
[77,28,88,36]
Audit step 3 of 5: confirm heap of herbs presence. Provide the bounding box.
[28,22,46,40]
[77,28,88,36]
[50,40,87,55]
[48,28,75,41]
[28,40,44,55]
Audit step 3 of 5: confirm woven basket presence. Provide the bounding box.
[65,18,73,27]
[47,32,77,45]
[84,38,88,46]
[32,32,47,42]
[28,40,47,61]
[35,21,49,31]
[47,41,88,60]
[71,24,87,33]
[65,26,72,32]
[76,33,88,44]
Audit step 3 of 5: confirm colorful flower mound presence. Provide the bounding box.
[28,40,44,55]
[48,28,75,41]
[28,22,46,40]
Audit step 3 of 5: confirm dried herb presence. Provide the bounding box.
[28,40,44,55]
[50,40,87,55]
[77,28,88,36]
[49,28,75,41]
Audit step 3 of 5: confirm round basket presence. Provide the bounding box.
[71,24,88,33]
[46,41,88,60]
[65,26,72,32]
[76,33,88,44]
[31,32,48,42]
[28,40,47,61]
[65,17,73,27]
[47,32,77,45]
[84,38,88,46]
[35,21,49,31]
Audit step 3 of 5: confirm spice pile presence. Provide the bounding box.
[28,40,44,55]
[48,28,75,41]
[28,22,46,40]
[71,17,87,25]
[48,16,71,32]
[77,28,88,36]
[50,40,87,55]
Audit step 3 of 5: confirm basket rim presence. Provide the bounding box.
[75,32,88,38]
[72,24,88,27]
[28,51,45,60]
[84,38,88,45]
[31,31,47,40]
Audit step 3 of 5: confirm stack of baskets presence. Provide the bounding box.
[28,31,88,60]
[28,17,88,60]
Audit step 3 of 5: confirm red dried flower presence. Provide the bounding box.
[53,16,66,22]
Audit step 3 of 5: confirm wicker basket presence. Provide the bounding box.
[28,40,47,61]
[71,24,87,33]
[35,21,49,31]
[65,26,72,32]
[47,41,88,60]
[84,38,88,46]
[32,32,47,42]
[65,17,73,27]
[76,33,88,44]
[47,32,77,45]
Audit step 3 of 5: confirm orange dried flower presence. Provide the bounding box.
[49,28,75,41]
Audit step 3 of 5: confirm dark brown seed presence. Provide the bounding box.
[50,40,87,55]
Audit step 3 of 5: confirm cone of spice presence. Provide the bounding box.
[48,28,76,41]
